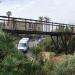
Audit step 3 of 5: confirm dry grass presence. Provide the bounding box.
[51,54,66,63]
[38,52,66,63]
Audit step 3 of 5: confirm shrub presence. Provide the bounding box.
[38,37,52,52]
[32,46,41,57]
[1,30,75,75]
[0,30,16,60]
[51,55,75,75]
[0,54,32,75]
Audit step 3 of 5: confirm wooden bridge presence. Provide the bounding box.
[0,16,75,54]
[0,16,75,35]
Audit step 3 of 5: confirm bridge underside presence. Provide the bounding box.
[3,29,75,36]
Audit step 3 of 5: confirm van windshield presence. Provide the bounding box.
[19,43,27,47]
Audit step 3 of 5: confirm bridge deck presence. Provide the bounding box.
[3,29,75,36]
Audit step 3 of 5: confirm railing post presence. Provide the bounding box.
[12,18,14,30]
[25,19,26,31]
[3,20,5,29]
[52,22,53,32]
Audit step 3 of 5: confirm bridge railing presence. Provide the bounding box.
[0,16,75,33]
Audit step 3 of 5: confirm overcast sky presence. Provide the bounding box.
[0,0,75,24]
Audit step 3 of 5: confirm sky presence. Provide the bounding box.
[0,0,75,24]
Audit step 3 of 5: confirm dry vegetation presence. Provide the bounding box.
[38,52,67,63]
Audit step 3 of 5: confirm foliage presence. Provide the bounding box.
[42,60,54,75]
[0,30,75,75]
[52,26,75,54]
[38,37,52,51]
[50,54,75,75]
[68,36,75,54]
[38,16,51,22]
[32,46,41,57]
[0,30,16,60]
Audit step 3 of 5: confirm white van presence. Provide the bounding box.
[18,38,29,52]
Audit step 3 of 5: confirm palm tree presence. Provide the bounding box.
[6,11,12,27]
[44,17,50,22]
[38,16,44,31]
[6,11,12,17]
[44,17,50,32]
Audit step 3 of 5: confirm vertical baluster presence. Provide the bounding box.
[3,19,5,29]
[56,25,57,32]
[49,24,50,32]
[25,19,26,31]
[48,24,49,32]
[52,22,53,32]
[12,18,14,30]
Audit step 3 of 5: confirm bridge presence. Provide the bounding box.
[0,16,75,35]
[0,16,75,54]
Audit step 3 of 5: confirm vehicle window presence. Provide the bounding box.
[19,43,27,47]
